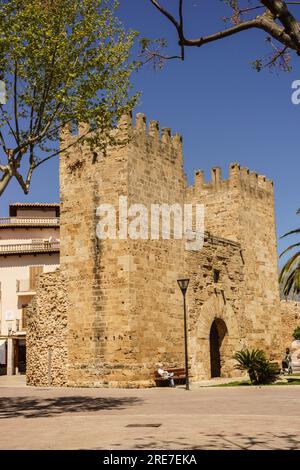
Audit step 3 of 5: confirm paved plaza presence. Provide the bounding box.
[0,376,299,450]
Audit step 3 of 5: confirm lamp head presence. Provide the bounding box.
[177,278,190,295]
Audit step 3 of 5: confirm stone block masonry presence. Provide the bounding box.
[26,270,68,387]
[26,113,300,387]
[188,164,283,359]
[281,300,300,348]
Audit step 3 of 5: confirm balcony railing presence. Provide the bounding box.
[16,279,36,293]
[0,217,60,226]
[0,241,60,255]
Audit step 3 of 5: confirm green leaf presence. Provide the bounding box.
[0,0,140,195]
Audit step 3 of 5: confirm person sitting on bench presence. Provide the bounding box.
[157,365,175,387]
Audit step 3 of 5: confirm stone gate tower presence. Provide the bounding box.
[57,114,187,387]
[188,165,282,358]
[27,114,284,387]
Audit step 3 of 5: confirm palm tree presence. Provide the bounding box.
[279,209,300,298]
[233,349,278,385]
[233,349,266,385]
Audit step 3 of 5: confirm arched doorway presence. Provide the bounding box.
[189,293,241,381]
[209,319,228,378]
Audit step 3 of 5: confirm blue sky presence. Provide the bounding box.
[1,0,299,257]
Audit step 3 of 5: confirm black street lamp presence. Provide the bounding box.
[177,278,190,391]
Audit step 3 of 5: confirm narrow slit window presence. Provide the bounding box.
[214,269,220,283]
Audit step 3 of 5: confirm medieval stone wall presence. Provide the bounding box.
[57,114,190,387]
[187,164,282,358]
[187,234,245,380]
[26,237,245,385]
[281,300,300,349]
[26,113,288,387]
[59,118,133,387]
[123,115,187,382]
[26,270,68,386]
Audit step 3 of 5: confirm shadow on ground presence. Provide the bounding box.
[0,396,142,419]
[125,432,300,450]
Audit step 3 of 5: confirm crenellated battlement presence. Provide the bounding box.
[60,112,183,155]
[131,113,183,155]
[192,162,274,195]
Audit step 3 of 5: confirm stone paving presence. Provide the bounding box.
[0,376,299,450]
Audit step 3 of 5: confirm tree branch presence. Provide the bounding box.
[10,102,63,158]
[0,163,9,172]
[33,128,93,170]
[0,129,8,155]
[29,86,37,166]
[179,0,184,28]
[0,105,19,145]
[150,0,300,56]
[0,171,12,196]
[13,170,29,194]
[13,159,36,195]
[13,62,20,143]
[34,41,59,136]
[261,0,300,50]
[150,0,181,33]
[259,11,300,50]
[25,163,35,188]
[179,0,185,59]
[265,45,290,68]
[142,51,183,64]
[180,18,262,47]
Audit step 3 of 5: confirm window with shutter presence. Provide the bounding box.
[29,266,43,290]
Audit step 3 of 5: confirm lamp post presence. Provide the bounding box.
[177,278,190,391]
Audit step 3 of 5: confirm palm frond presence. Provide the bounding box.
[279,251,300,282]
[281,266,300,297]
[279,243,300,258]
[281,228,300,239]
[233,349,265,370]
[279,209,300,297]
[293,269,300,295]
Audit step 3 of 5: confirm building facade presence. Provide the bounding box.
[26,114,300,387]
[0,203,60,375]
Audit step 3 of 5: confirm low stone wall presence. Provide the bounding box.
[26,270,68,387]
[281,300,300,348]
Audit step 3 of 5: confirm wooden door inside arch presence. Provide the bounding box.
[209,319,228,378]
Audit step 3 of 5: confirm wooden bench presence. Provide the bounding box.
[154,368,186,387]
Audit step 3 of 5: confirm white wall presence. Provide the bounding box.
[0,227,59,243]
[0,253,59,335]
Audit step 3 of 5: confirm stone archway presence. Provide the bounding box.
[209,318,228,378]
[190,292,243,381]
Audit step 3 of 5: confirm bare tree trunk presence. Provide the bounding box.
[0,172,12,196]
